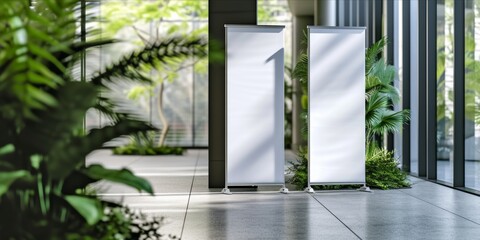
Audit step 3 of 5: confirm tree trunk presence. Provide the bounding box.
[157,81,169,146]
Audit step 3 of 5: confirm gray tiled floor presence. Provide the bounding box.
[87,149,480,240]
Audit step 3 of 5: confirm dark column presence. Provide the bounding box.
[453,0,465,187]
[386,0,394,151]
[402,0,411,172]
[418,0,427,177]
[344,0,351,26]
[208,0,257,188]
[358,0,366,27]
[426,0,437,180]
[372,0,383,44]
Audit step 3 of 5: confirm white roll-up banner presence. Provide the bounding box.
[308,27,366,184]
[225,25,285,185]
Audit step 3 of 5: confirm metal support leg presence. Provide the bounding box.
[280,185,289,194]
[304,184,315,193]
[357,184,372,192]
[222,187,232,195]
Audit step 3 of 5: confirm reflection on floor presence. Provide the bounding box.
[436,160,480,189]
[87,149,480,240]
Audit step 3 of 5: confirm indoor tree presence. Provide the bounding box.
[100,0,208,147]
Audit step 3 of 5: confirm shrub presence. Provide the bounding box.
[288,147,309,190]
[78,205,179,240]
[365,148,410,190]
[287,147,410,190]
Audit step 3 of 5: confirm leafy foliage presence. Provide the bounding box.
[365,37,410,148]
[0,0,205,238]
[287,147,309,189]
[288,146,410,190]
[365,147,410,190]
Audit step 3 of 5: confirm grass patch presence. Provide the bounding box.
[113,145,184,155]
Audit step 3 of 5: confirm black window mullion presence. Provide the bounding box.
[418,0,428,177]
[402,0,411,172]
[373,0,383,43]
[345,0,351,26]
[367,0,374,46]
[426,0,437,180]
[385,0,395,151]
[359,0,366,27]
[453,0,465,187]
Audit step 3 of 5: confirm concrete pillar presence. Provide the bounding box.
[208,0,257,188]
[292,15,313,151]
[314,0,337,26]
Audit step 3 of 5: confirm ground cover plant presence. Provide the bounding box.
[112,131,184,155]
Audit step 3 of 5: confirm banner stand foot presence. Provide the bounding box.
[304,187,315,193]
[222,188,232,195]
[279,187,289,194]
[357,185,372,192]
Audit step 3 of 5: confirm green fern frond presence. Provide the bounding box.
[366,36,387,72]
[90,37,207,86]
[292,53,308,81]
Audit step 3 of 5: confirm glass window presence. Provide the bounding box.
[85,0,209,147]
[394,0,404,162]
[465,0,480,190]
[437,0,454,183]
[410,0,419,174]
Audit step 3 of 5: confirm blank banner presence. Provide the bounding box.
[308,27,366,184]
[225,25,284,185]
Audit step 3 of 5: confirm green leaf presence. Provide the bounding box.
[0,144,14,155]
[0,170,29,196]
[26,84,58,107]
[64,195,103,225]
[28,42,65,72]
[82,164,153,194]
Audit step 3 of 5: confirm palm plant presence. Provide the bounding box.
[0,0,206,238]
[365,37,410,149]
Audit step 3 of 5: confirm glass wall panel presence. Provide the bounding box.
[437,0,454,183]
[85,0,208,147]
[410,0,419,174]
[394,0,404,161]
[465,0,480,190]
[84,2,102,132]
[83,0,293,148]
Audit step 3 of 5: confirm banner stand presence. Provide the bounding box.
[223,25,288,195]
[307,26,369,192]
[304,186,371,194]
[222,186,289,195]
